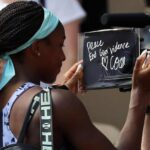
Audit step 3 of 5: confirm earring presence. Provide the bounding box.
[37,52,41,56]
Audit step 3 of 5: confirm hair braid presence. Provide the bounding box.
[0,1,44,55]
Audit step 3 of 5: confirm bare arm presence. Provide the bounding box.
[141,114,150,150]
[117,89,147,150]
[118,52,150,150]
[139,52,150,150]
[52,89,116,150]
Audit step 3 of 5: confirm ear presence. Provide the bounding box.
[30,41,41,57]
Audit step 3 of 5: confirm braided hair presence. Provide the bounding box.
[0,1,44,55]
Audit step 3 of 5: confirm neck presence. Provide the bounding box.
[12,57,40,85]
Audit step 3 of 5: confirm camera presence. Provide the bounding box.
[83,13,150,91]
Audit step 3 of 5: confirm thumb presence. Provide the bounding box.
[133,51,147,76]
[65,64,83,91]
[64,60,83,81]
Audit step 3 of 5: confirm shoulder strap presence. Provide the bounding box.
[17,91,41,143]
[17,87,54,150]
[40,87,53,150]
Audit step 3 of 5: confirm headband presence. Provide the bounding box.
[0,7,59,90]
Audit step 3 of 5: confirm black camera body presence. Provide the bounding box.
[83,13,150,91]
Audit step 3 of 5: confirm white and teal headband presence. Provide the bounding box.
[0,7,59,90]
